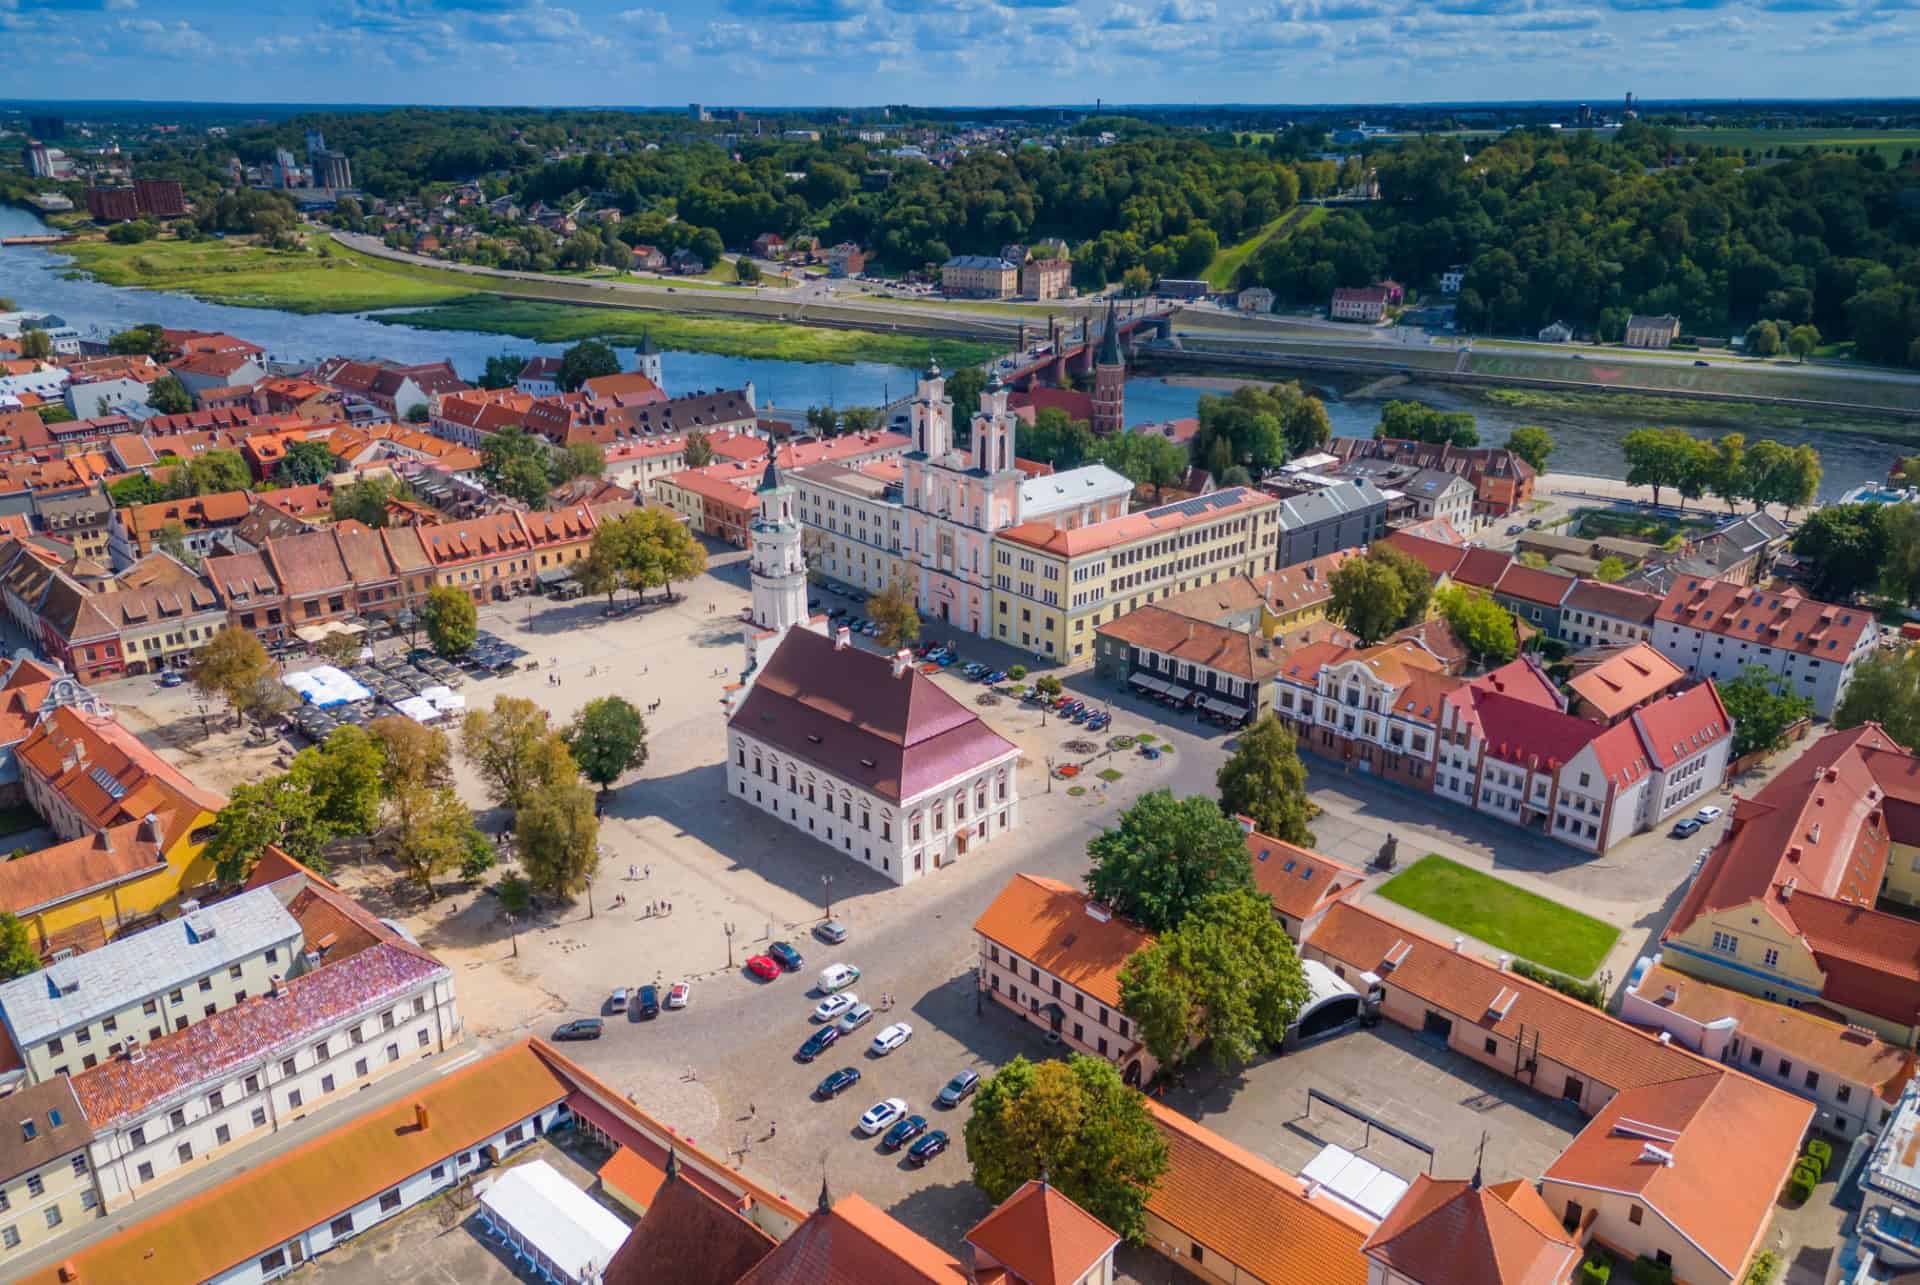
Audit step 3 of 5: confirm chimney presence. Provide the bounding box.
[1233,814,1255,834]
[124,1039,143,1064]
[1453,936,1465,952]
[1658,1031,1672,1044]
[892,649,913,679]
[57,1265,79,1283]
[414,1102,430,1132]
[269,974,285,998]
[835,626,851,650]
[1497,954,1511,971]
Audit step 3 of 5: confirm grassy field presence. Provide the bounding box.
[1376,855,1621,977]
[1573,507,1710,545]
[376,296,998,367]
[1203,205,1326,291]
[1474,386,1920,438]
[60,235,469,314]
[1673,127,1920,162]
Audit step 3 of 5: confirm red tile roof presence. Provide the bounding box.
[973,874,1151,1008]
[1656,577,1874,660]
[964,1179,1118,1285]
[735,1192,969,1284]
[1568,644,1686,721]
[0,816,169,919]
[1361,1175,1580,1285]
[1240,824,1364,923]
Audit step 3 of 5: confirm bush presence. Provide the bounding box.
[1785,1170,1815,1203]
[1799,1151,1825,1180]
[1581,1258,1612,1285]
[1805,1138,1834,1166]
[1744,1250,1780,1285]
[1008,664,1028,681]
[1511,958,1605,1007]
[496,874,532,915]
[460,837,496,880]
[1632,1257,1674,1285]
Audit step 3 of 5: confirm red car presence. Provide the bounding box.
[746,955,782,981]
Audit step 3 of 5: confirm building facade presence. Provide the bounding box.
[1652,578,1875,717]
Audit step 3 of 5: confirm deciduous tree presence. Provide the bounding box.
[1216,715,1317,846]
[1505,425,1553,472]
[462,696,554,812]
[515,747,599,896]
[301,725,385,836]
[1789,503,1887,599]
[1835,651,1920,749]
[1434,585,1518,664]
[329,476,407,527]
[557,339,621,392]
[480,353,526,389]
[683,428,714,468]
[1085,790,1253,934]
[963,1055,1168,1245]
[205,772,332,884]
[869,576,921,649]
[566,697,649,796]
[190,625,273,727]
[369,716,454,795]
[1326,542,1430,644]
[1721,666,1815,758]
[422,585,478,658]
[1788,324,1821,362]
[1120,886,1310,1072]
[276,438,338,487]
[0,913,42,980]
[147,375,192,415]
[391,783,488,897]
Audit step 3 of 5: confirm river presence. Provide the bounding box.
[3,205,1904,500]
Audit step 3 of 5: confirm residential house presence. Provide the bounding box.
[657,462,762,546]
[1624,315,1682,349]
[515,356,565,398]
[168,351,267,397]
[629,245,666,272]
[668,248,706,275]
[974,874,1156,1084]
[1236,817,1364,943]
[963,1180,1118,1285]
[1291,637,1460,791]
[1566,644,1687,724]
[1022,258,1072,300]
[310,358,468,419]
[1236,286,1275,313]
[1559,581,1662,650]
[1093,605,1288,723]
[64,361,162,422]
[942,255,1019,299]
[417,512,538,603]
[1670,513,1790,587]
[1538,321,1574,343]
[1398,470,1476,532]
[107,491,251,568]
[750,232,786,259]
[1488,563,1577,637]
[1270,480,1389,567]
[1652,577,1876,717]
[0,1079,99,1264]
[33,492,113,562]
[825,242,866,277]
[1331,286,1393,322]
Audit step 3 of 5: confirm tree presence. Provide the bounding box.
[190,625,273,727]
[147,375,193,415]
[1745,320,1783,357]
[1434,585,1518,664]
[1192,382,1330,474]
[276,438,337,487]
[1505,425,1553,472]
[391,783,487,897]
[839,406,880,433]
[1085,790,1254,934]
[1326,542,1430,644]
[406,403,431,424]
[165,448,251,498]
[944,366,988,425]
[515,747,599,896]
[156,521,197,568]
[1883,504,1920,606]
[552,440,606,484]
[1121,886,1310,1072]
[205,772,331,884]
[1706,432,1748,514]
[1720,666,1815,758]
[627,506,707,600]
[557,339,621,392]
[1593,556,1629,584]
[1836,650,1920,748]
[1376,400,1478,447]
[302,725,385,836]
[1788,324,1821,362]
[107,324,165,356]
[1216,716,1317,845]
[683,428,714,468]
[422,585,478,658]
[481,426,553,507]
[566,697,649,795]
[869,576,921,649]
[1790,503,1887,599]
[18,328,52,361]
[313,630,362,668]
[1120,265,1153,296]
[480,353,526,389]
[462,696,554,812]
[330,476,405,527]
[369,715,454,795]
[108,473,162,508]
[734,256,761,284]
[0,913,42,981]
[964,1055,1168,1245]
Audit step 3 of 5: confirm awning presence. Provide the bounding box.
[1200,697,1246,718]
[292,620,365,644]
[536,566,576,588]
[1130,673,1168,695]
[1162,684,1193,703]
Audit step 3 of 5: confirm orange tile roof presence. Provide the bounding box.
[0,816,169,918]
[120,490,252,540]
[1567,643,1686,721]
[660,461,766,509]
[1145,1097,1373,1285]
[15,704,226,832]
[1631,963,1916,1103]
[1240,824,1364,923]
[998,486,1277,559]
[1361,1175,1580,1285]
[26,1042,569,1285]
[964,1179,1118,1285]
[973,874,1151,1007]
[1543,1071,1812,1279]
[1095,606,1284,682]
[736,1192,968,1284]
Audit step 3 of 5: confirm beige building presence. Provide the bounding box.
[0,1079,99,1263]
[790,460,907,594]
[941,255,1019,299]
[1021,258,1072,300]
[1624,314,1681,348]
[991,486,1281,663]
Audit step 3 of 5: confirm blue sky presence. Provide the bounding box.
[3,0,1916,104]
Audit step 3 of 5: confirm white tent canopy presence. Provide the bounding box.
[283,665,372,708]
[477,1159,629,1285]
[419,684,465,713]
[390,695,440,724]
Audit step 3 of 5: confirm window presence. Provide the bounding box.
[1,1227,17,1249]
[215,1124,231,1145]
[1710,930,1739,956]
[43,1204,61,1229]
[281,1058,297,1077]
[1806,1070,1821,1090]
[25,1175,43,1198]
[1840,1085,1854,1104]
[251,1107,268,1128]
[203,1004,217,1018]
[379,1189,402,1213]
[331,1215,354,1238]
[176,1142,192,1165]
[321,1074,336,1094]
[431,1164,447,1181]
[199,977,213,993]
[288,1090,303,1109]
[71,1154,87,1177]
[1763,947,1780,968]
[142,999,158,1016]
[356,1058,369,1077]
[169,989,183,1004]
[136,1162,154,1183]
[1484,1037,1498,1055]
[259,1249,288,1273]
[1629,1204,1643,1225]
[130,1126,147,1147]
[244,1074,260,1094]
[386,1043,400,1062]
[506,1125,525,1144]
[381,1012,396,1031]
[229,965,243,980]
[1778,1058,1793,1078]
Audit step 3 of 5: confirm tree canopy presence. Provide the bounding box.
[1375,400,1478,447]
[1326,542,1432,644]
[1434,585,1518,664]
[1085,790,1254,934]
[1720,666,1815,758]
[1790,503,1888,600]
[1505,425,1553,472]
[565,697,649,793]
[422,585,478,657]
[1216,715,1317,846]
[1835,651,1920,749]
[1191,382,1331,475]
[557,339,621,391]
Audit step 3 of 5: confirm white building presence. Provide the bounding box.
[1438,265,1466,295]
[727,626,1020,885]
[0,889,302,1085]
[0,365,70,404]
[1652,578,1876,718]
[745,436,811,639]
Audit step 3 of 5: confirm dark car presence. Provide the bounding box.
[882,1114,929,1151]
[936,1069,979,1108]
[635,985,660,1019]
[551,1018,604,1041]
[907,1130,949,1166]
[797,1026,841,1062]
[815,1066,863,1099]
[768,941,805,972]
[1670,817,1704,838]
[1695,359,1711,367]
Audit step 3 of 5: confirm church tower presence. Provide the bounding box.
[1091,299,1126,436]
[970,368,1018,476]
[634,328,664,390]
[909,358,953,459]
[748,431,807,635]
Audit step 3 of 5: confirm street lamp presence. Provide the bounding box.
[505,912,518,958]
[585,876,594,921]
[820,874,835,919]
[724,921,737,969]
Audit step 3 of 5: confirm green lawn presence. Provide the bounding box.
[1672,127,1920,163]
[60,235,468,314]
[1376,855,1619,978]
[1203,205,1326,291]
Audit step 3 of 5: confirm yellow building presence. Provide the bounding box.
[989,486,1281,663]
[1661,722,1920,1044]
[0,1079,100,1263]
[1,704,224,956]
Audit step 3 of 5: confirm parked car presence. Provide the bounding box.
[817,963,861,994]
[984,670,1007,684]
[882,1114,929,1151]
[768,941,805,971]
[1696,805,1724,822]
[816,1067,862,1099]
[815,920,849,945]
[1506,523,1523,535]
[870,1022,913,1056]
[551,1018,603,1041]
[814,992,860,1023]
[746,955,782,981]
[858,1098,909,1136]
[907,1130,949,1166]
[666,981,690,1009]
[158,670,185,688]
[797,1026,841,1062]
[838,1002,875,1033]
[635,985,659,1019]
[1670,818,1703,838]
[607,988,630,1013]
[936,1069,979,1108]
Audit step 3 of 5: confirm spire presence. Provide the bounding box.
[986,365,1004,393]
[757,425,782,494]
[924,353,941,382]
[665,1146,681,1183]
[1097,299,1123,367]
[637,327,656,357]
[817,1169,834,1214]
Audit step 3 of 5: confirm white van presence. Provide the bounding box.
[816,963,862,994]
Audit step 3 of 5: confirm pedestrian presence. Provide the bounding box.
[644,864,651,880]
[769,1121,776,1138]
[750,1102,757,1117]
[628,863,637,881]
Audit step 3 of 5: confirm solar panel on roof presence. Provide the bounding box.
[87,766,127,799]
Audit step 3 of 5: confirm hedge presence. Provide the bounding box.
[1511,958,1606,1007]
[1786,1170,1815,1203]
[1633,1256,1675,1285]
[1806,1139,1834,1166]
[1744,1250,1781,1285]
[1581,1258,1613,1285]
